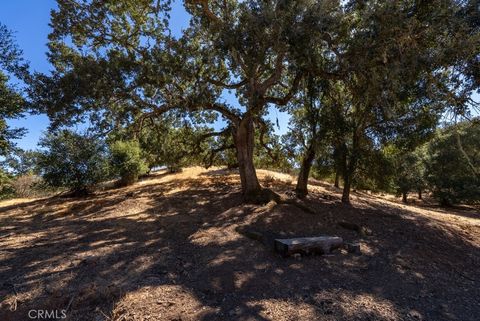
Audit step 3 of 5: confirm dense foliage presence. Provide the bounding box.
[0,23,28,156]
[2,0,476,205]
[425,121,480,205]
[137,116,215,173]
[109,140,148,185]
[37,130,110,195]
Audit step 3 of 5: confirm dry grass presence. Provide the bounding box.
[1,167,479,321]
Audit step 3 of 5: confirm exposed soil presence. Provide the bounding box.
[1,167,479,321]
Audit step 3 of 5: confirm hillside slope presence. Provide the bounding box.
[1,167,479,321]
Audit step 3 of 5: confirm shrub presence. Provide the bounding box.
[11,173,42,198]
[263,174,277,187]
[37,130,110,196]
[110,140,148,186]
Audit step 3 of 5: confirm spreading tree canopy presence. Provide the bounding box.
[29,0,479,203]
[282,0,480,202]
[31,0,323,202]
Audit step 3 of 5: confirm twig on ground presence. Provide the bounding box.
[65,293,76,312]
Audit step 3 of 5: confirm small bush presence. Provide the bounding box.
[11,173,42,198]
[110,140,148,186]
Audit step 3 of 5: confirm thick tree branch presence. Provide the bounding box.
[204,143,235,168]
[259,51,286,92]
[130,93,241,131]
[196,127,231,142]
[206,77,247,89]
[256,119,278,162]
[195,102,241,124]
[188,126,233,162]
[185,0,221,24]
[264,72,302,106]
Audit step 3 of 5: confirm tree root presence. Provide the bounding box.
[337,220,371,236]
[248,188,317,215]
[280,198,316,214]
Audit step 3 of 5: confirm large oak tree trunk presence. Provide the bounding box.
[235,117,262,201]
[295,144,316,198]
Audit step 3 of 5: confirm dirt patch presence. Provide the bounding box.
[1,167,479,320]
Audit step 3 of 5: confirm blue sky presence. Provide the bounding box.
[1,0,290,151]
[2,0,55,150]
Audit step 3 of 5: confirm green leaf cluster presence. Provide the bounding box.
[110,140,148,185]
[37,130,110,195]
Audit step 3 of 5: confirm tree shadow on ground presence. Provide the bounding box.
[353,190,480,222]
[1,172,479,321]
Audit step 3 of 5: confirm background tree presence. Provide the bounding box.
[253,129,292,174]
[1,148,42,198]
[2,148,40,175]
[0,168,14,199]
[0,23,28,156]
[37,130,110,196]
[282,77,329,198]
[137,115,218,173]
[384,145,427,203]
[322,0,476,203]
[425,120,480,205]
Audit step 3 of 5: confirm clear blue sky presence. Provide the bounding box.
[1,0,290,151]
[2,0,55,150]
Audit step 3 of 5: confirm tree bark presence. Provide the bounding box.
[418,189,422,200]
[295,144,316,198]
[340,142,353,204]
[334,169,340,188]
[341,172,351,203]
[333,145,342,188]
[234,116,262,201]
[341,128,361,204]
[402,192,408,203]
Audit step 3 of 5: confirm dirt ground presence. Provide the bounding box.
[1,167,479,321]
